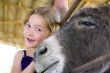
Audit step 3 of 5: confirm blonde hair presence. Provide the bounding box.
[24,7,61,33]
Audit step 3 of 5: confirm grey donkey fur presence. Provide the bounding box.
[34,5,110,73]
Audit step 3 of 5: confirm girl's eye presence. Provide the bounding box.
[27,24,31,27]
[25,23,31,28]
[35,28,42,32]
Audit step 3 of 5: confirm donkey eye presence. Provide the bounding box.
[79,21,95,27]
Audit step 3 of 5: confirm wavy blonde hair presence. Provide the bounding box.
[24,7,61,33]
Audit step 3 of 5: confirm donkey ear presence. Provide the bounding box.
[52,0,69,20]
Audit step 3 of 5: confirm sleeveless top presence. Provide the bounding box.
[21,50,36,73]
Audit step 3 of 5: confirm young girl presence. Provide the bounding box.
[11,0,68,73]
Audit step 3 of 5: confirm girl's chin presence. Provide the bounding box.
[26,45,36,48]
[24,41,39,48]
[25,43,38,48]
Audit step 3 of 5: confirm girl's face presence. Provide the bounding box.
[23,14,50,48]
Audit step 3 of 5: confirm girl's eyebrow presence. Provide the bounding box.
[26,21,45,28]
[34,24,43,28]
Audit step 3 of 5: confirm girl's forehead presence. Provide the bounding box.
[28,14,48,28]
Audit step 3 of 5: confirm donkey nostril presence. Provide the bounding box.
[39,47,47,55]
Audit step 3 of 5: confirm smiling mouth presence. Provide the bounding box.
[27,38,35,41]
[41,61,59,73]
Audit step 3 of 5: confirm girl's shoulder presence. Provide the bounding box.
[11,50,26,73]
[14,50,25,60]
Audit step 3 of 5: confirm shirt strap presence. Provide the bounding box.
[23,50,26,56]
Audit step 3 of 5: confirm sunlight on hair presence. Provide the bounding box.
[0,43,18,73]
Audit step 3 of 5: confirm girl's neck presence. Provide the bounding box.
[26,48,36,57]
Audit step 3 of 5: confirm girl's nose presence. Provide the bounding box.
[27,28,34,36]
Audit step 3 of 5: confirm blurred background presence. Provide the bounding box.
[0,0,110,73]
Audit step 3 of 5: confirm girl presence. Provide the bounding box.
[11,0,68,73]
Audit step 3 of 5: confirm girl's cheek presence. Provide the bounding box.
[23,26,29,34]
[23,29,27,37]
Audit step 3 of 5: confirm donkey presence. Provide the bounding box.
[34,5,110,73]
